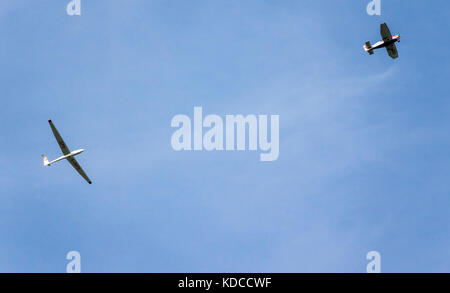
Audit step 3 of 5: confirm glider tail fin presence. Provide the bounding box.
[42,154,50,166]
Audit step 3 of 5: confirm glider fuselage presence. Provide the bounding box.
[47,149,84,165]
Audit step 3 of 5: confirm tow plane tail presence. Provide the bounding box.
[364,41,374,55]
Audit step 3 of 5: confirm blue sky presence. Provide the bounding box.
[0,0,449,272]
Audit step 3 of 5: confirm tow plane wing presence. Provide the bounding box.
[386,43,399,59]
[380,23,393,42]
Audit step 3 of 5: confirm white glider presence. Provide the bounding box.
[42,120,92,184]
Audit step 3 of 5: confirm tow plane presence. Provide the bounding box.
[42,120,92,184]
[364,23,400,59]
